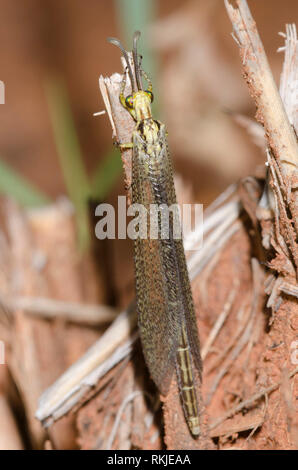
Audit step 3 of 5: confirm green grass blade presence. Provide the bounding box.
[91,147,122,201]
[46,78,91,251]
[0,158,50,207]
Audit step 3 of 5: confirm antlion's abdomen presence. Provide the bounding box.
[176,325,200,436]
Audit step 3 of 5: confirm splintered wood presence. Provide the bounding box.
[224,0,298,449]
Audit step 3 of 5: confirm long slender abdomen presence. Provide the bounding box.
[175,325,200,436]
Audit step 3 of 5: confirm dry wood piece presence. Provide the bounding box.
[224,0,298,449]
[99,54,135,196]
[225,0,298,175]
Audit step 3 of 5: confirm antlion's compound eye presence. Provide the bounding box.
[146,90,154,103]
[125,95,134,109]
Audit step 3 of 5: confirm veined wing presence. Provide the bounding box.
[132,120,202,395]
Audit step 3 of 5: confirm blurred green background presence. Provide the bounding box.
[0,0,297,257]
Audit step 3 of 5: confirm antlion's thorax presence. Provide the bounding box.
[133,91,152,121]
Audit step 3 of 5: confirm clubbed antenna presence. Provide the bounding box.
[133,31,143,91]
[107,36,136,92]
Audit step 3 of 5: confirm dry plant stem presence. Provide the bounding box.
[279,24,298,133]
[206,300,250,374]
[280,281,298,297]
[225,0,298,232]
[36,305,137,426]
[0,295,119,326]
[201,278,239,360]
[6,201,47,447]
[209,366,298,433]
[207,259,263,405]
[209,411,264,439]
[106,390,153,450]
[0,394,24,450]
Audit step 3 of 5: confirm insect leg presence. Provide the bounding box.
[117,142,133,151]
